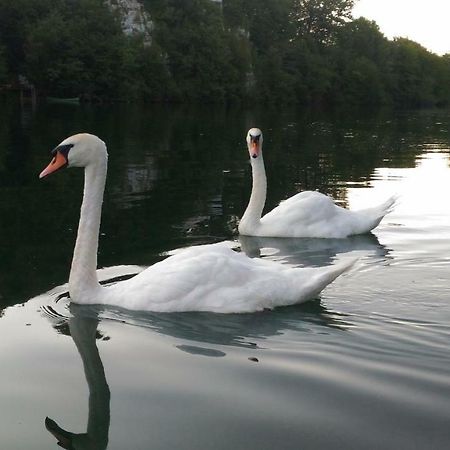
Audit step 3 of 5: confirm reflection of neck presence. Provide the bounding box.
[70,316,110,448]
[69,160,107,300]
[240,155,266,232]
[46,316,110,450]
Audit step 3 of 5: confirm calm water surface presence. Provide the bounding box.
[0,96,449,449]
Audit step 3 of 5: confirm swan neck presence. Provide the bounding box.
[69,160,107,298]
[240,156,267,231]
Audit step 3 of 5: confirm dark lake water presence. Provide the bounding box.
[0,95,449,449]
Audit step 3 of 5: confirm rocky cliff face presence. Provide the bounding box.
[106,1,227,47]
[105,0,153,46]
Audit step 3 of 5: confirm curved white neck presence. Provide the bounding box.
[69,160,107,299]
[240,155,267,233]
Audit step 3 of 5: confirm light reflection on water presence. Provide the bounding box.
[0,101,450,449]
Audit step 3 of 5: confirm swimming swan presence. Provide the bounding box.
[238,128,396,238]
[39,133,355,313]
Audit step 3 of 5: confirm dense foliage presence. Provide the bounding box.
[0,0,449,106]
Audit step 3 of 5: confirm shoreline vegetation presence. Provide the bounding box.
[0,0,449,107]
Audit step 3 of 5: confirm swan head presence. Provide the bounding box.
[46,416,104,450]
[246,128,263,159]
[39,133,107,179]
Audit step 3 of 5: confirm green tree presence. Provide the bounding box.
[283,38,333,104]
[0,44,7,83]
[388,38,439,106]
[334,56,385,104]
[245,0,293,53]
[151,0,248,102]
[291,0,354,45]
[24,0,124,98]
[119,37,170,101]
[330,18,388,104]
[0,0,449,106]
[223,0,248,30]
[336,18,388,65]
[0,0,61,75]
[434,54,450,105]
[254,47,295,103]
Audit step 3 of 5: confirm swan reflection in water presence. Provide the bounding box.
[41,265,354,449]
[239,232,390,267]
[44,294,351,356]
[42,290,350,450]
[42,230,379,447]
[45,306,110,450]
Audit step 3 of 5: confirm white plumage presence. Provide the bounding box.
[238,128,396,238]
[39,133,355,313]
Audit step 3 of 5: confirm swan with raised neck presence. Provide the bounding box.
[238,128,396,238]
[39,133,356,313]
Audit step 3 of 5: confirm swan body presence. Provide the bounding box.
[39,133,355,313]
[238,128,396,238]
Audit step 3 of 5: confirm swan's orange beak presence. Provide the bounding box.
[250,141,260,158]
[39,151,68,179]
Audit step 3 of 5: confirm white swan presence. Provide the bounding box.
[39,133,355,313]
[238,128,396,238]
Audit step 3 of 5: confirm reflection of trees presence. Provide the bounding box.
[251,108,450,213]
[46,309,110,450]
[112,157,159,209]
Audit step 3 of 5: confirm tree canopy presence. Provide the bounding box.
[0,0,448,107]
[291,0,354,44]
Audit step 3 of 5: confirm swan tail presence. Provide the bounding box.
[313,257,357,287]
[377,195,398,215]
[353,195,398,234]
[295,257,358,301]
[362,195,398,219]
